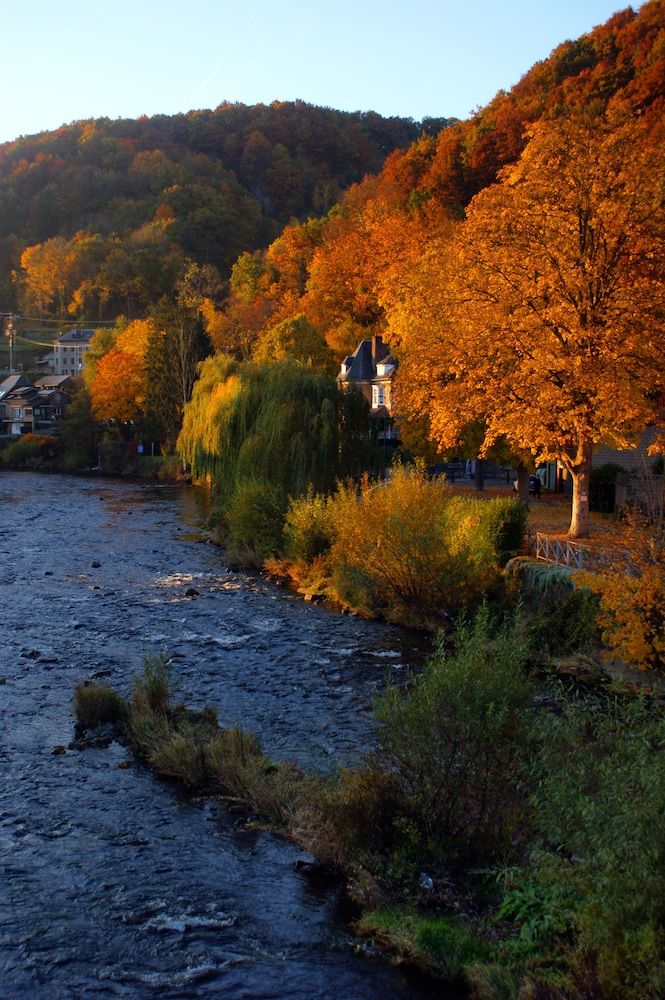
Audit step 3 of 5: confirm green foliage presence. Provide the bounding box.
[324,467,526,623]
[252,314,335,372]
[178,355,373,510]
[481,497,528,566]
[73,683,128,729]
[357,908,489,981]
[132,652,171,716]
[1,433,63,468]
[526,700,665,996]
[59,386,101,469]
[506,559,601,656]
[283,487,335,562]
[225,479,285,565]
[143,295,213,451]
[416,915,490,975]
[376,607,535,861]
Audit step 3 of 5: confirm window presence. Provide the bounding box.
[372,384,385,408]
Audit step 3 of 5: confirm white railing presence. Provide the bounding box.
[535,532,589,569]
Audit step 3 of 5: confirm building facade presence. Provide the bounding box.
[53,328,95,376]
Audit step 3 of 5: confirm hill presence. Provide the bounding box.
[0,102,452,319]
[208,1,664,361]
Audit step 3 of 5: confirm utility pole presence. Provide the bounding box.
[3,313,17,373]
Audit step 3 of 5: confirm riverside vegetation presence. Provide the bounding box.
[75,588,665,999]
[71,463,665,998]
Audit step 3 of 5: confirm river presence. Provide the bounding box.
[0,472,443,999]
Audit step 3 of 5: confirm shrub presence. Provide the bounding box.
[295,767,402,867]
[522,699,665,996]
[131,652,171,716]
[225,479,285,566]
[507,559,601,656]
[324,469,527,624]
[283,488,335,563]
[74,683,128,729]
[375,607,535,861]
[579,515,665,671]
[326,468,465,621]
[482,497,528,566]
[2,433,63,468]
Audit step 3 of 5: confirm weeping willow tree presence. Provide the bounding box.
[178,355,373,508]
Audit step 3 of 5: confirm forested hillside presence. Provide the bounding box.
[212,2,663,362]
[189,0,663,538]
[0,102,450,317]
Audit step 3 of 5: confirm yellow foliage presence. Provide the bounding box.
[579,522,665,672]
[115,319,152,360]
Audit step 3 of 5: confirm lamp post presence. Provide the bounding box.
[3,314,15,373]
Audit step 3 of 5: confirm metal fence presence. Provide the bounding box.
[535,532,588,569]
[533,532,632,573]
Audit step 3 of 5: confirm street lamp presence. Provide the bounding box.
[3,315,15,373]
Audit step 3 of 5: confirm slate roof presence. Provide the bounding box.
[34,375,70,390]
[57,328,95,343]
[0,374,30,399]
[338,335,394,383]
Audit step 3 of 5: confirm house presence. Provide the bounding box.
[337,334,398,439]
[0,374,72,435]
[53,328,95,376]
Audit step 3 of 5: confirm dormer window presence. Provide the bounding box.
[372,385,385,408]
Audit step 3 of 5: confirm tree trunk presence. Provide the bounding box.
[474,459,485,492]
[568,441,593,538]
[516,462,530,506]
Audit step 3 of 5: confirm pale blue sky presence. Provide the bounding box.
[4,1,631,144]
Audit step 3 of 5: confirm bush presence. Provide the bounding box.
[521,699,665,996]
[375,607,535,862]
[74,683,128,729]
[295,767,402,867]
[324,469,469,622]
[225,479,286,566]
[579,515,665,671]
[507,559,601,656]
[1,433,63,468]
[131,652,171,716]
[283,488,335,563]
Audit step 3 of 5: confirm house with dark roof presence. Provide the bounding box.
[0,374,72,435]
[53,328,95,376]
[337,334,398,438]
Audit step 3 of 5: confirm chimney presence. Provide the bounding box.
[371,334,382,361]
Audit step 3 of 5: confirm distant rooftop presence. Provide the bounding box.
[57,328,95,343]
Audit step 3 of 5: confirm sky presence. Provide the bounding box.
[3,0,633,145]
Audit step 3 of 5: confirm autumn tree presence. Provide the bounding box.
[144,295,212,450]
[388,110,665,537]
[20,237,78,317]
[252,314,335,372]
[90,348,147,423]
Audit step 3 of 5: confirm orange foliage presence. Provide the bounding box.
[579,517,665,672]
[90,348,146,423]
[384,110,665,538]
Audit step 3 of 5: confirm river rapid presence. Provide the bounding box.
[0,472,443,999]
